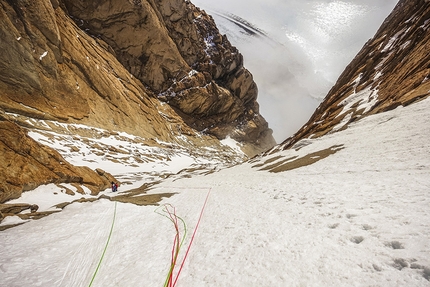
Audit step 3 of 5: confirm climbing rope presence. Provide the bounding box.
[157,188,211,287]
[85,187,210,287]
[155,204,188,287]
[88,201,117,287]
[172,188,211,286]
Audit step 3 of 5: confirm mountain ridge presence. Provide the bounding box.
[0,1,429,284]
[271,0,430,152]
[0,0,275,203]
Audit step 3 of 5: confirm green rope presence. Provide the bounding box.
[164,215,187,287]
[155,204,187,287]
[88,201,117,287]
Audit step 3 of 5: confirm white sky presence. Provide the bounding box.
[192,0,399,142]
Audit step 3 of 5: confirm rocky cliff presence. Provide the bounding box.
[62,0,272,142]
[0,0,275,203]
[272,0,430,151]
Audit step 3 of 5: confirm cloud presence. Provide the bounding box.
[192,0,398,142]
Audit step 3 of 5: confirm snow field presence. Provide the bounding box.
[162,98,430,286]
[1,98,429,286]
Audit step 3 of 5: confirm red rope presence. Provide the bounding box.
[173,188,211,286]
[165,205,181,287]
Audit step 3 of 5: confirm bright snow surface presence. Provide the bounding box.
[1,97,430,286]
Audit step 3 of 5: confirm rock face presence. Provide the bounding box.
[0,112,115,203]
[62,0,271,143]
[0,0,275,144]
[276,0,430,150]
[0,0,275,203]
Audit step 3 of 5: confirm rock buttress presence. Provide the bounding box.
[276,0,430,151]
[62,0,276,152]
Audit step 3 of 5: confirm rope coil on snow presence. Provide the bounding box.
[157,187,211,287]
[155,204,188,287]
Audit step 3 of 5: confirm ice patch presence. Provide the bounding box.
[221,136,244,154]
[39,51,48,61]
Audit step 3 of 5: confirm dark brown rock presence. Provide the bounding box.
[30,204,39,213]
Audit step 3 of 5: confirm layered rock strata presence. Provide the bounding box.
[0,112,115,203]
[62,0,273,144]
[0,0,275,202]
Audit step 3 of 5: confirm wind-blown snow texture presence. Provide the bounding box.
[1,94,429,286]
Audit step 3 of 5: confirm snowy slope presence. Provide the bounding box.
[1,97,429,285]
[0,112,246,228]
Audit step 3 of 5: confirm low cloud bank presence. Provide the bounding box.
[193,0,398,142]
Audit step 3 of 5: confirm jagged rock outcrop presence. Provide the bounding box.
[276,0,430,150]
[0,112,115,203]
[0,0,275,203]
[0,0,274,147]
[62,0,272,144]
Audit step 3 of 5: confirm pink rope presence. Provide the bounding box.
[173,188,211,286]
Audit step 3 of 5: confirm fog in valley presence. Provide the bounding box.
[193,0,399,142]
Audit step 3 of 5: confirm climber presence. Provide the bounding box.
[111,182,117,192]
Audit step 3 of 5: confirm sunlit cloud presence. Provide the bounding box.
[192,0,398,142]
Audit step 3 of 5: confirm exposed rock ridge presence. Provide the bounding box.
[274,0,430,151]
[0,0,276,146]
[62,0,274,147]
[0,0,274,202]
[0,111,115,203]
